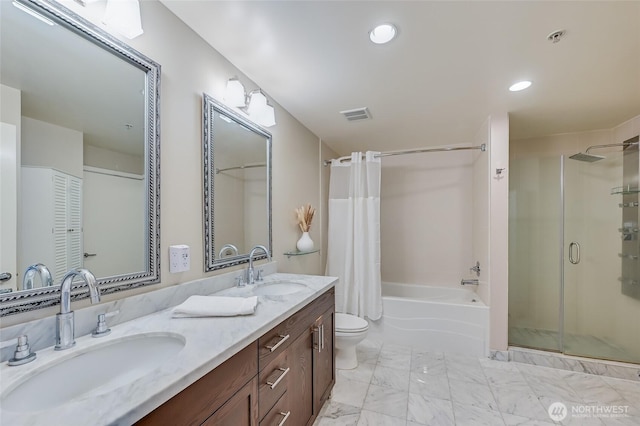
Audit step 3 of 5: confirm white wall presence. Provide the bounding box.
[244,166,268,250]
[1,85,21,293]
[489,113,510,352]
[379,150,475,286]
[82,169,145,278]
[472,120,490,306]
[84,144,144,175]
[21,117,83,178]
[2,1,326,326]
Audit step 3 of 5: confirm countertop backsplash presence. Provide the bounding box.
[0,262,278,363]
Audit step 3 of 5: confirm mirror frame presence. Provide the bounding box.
[0,0,161,316]
[202,93,272,271]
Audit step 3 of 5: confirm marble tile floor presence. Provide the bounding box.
[313,338,640,426]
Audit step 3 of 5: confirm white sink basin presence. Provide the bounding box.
[253,281,308,296]
[1,333,185,412]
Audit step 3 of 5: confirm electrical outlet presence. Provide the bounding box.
[169,245,190,273]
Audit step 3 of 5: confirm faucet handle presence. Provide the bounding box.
[92,310,119,338]
[235,275,246,288]
[5,335,37,366]
[256,269,264,282]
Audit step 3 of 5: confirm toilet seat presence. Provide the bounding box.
[335,313,369,333]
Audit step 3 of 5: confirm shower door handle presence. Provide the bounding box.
[569,242,580,264]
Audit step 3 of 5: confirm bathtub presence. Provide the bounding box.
[368,282,489,357]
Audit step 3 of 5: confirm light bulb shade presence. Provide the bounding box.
[103,0,144,40]
[260,103,276,127]
[224,79,246,107]
[247,90,267,115]
[247,91,276,127]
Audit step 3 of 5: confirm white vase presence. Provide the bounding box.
[296,232,314,252]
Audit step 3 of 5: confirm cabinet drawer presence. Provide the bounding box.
[136,342,258,426]
[260,391,291,426]
[259,348,290,419]
[259,288,334,369]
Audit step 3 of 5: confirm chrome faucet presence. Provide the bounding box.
[22,263,53,290]
[218,243,239,258]
[55,269,101,351]
[246,245,271,285]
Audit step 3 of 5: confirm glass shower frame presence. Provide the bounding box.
[509,147,640,364]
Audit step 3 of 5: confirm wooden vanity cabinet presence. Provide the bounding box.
[136,288,334,426]
[313,308,335,414]
[257,288,335,426]
[201,377,258,426]
[286,328,314,425]
[136,342,258,426]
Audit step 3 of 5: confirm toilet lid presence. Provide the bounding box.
[335,313,369,333]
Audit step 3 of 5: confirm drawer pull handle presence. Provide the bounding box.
[265,334,290,352]
[266,367,290,389]
[313,324,325,353]
[277,411,291,426]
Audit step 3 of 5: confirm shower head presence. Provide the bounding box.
[570,138,639,162]
[569,152,606,162]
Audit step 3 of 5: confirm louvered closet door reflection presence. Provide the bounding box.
[52,171,83,281]
[66,176,83,271]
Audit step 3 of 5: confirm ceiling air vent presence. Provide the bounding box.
[340,107,372,122]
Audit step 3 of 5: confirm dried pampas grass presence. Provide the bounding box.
[295,204,315,232]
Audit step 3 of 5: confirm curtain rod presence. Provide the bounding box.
[322,143,486,166]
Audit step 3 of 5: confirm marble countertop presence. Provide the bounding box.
[0,273,337,426]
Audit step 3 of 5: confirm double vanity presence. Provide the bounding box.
[0,271,336,426]
[1,2,334,424]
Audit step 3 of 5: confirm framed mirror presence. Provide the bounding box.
[203,94,272,271]
[0,0,160,316]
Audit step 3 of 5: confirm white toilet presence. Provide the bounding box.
[334,313,369,370]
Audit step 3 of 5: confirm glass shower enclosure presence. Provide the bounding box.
[509,137,640,364]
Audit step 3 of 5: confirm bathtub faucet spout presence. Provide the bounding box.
[461,279,479,286]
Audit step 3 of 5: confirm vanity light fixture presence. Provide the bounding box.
[12,1,55,26]
[225,78,247,108]
[509,80,532,92]
[103,0,143,39]
[369,23,397,44]
[223,78,276,127]
[247,90,276,128]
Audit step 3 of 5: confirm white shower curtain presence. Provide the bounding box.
[326,151,382,320]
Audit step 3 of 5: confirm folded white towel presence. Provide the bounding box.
[172,295,258,318]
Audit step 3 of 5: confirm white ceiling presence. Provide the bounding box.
[162,0,640,156]
[0,0,146,157]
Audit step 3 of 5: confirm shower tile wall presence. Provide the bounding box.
[380,150,475,287]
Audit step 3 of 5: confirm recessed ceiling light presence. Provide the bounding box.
[369,23,397,44]
[509,81,532,92]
